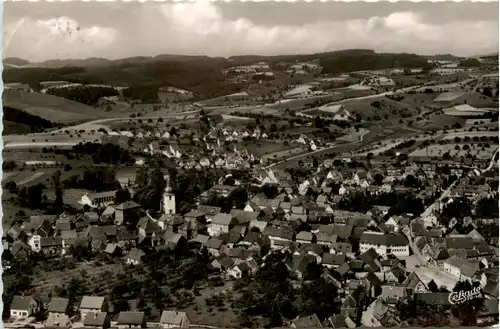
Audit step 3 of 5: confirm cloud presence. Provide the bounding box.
[157,2,498,57]
[3,2,498,61]
[3,16,118,61]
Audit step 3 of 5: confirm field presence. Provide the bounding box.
[3,131,102,149]
[409,143,499,159]
[443,130,500,140]
[393,92,438,108]
[262,147,307,162]
[242,140,297,157]
[413,115,466,131]
[3,90,136,124]
[342,96,418,121]
[337,128,369,142]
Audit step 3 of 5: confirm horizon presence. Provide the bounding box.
[4,49,498,65]
[3,1,499,62]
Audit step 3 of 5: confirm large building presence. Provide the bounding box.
[359,232,410,257]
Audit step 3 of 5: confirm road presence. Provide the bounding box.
[482,147,499,173]
[401,180,460,289]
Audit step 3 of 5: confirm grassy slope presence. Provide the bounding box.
[2,90,126,124]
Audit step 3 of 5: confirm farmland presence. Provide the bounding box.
[409,143,499,159]
[242,140,299,158]
[3,90,136,124]
[342,96,418,121]
[443,130,500,140]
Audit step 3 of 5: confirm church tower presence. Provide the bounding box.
[162,175,176,215]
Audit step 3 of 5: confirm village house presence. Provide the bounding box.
[114,201,141,225]
[116,312,146,329]
[83,312,110,329]
[160,311,190,328]
[263,226,294,249]
[443,255,480,281]
[10,295,39,319]
[291,314,323,328]
[79,296,108,320]
[208,213,237,237]
[45,297,71,328]
[126,248,146,265]
[296,231,314,244]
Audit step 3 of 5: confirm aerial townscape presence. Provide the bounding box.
[1,3,499,329]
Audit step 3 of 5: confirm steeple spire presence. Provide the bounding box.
[165,174,172,193]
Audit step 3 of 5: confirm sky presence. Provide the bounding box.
[3,1,499,62]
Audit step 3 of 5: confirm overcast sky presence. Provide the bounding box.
[3,1,499,62]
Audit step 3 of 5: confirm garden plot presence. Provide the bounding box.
[410,143,498,159]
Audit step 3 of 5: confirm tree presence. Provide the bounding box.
[314,116,324,129]
[428,280,439,292]
[475,196,499,218]
[5,181,17,194]
[373,173,384,185]
[18,183,45,208]
[115,189,132,204]
[52,171,64,212]
[404,175,420,188]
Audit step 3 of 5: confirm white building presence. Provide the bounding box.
[162,176,176,215]
[79,191,118,208]
[10,296,39,319]
[359,232,410,257]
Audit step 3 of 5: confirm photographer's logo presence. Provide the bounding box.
[448,287,482,305]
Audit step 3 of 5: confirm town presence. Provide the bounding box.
[2,3,500,329]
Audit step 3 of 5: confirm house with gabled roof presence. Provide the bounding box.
[117,311,146,329]
[160,310,190,328]
[83,312,110,329]
[208,213,237,237]
[402,272,428,295]
[443,255,480,280]
[114,200,141,225]
[79,296,108,320]
[206,238,224,257]
[291,313,323,328]
[126,248,145,265]
[296,231,314,244]
[10,295,39,319]
[263,226,293,249]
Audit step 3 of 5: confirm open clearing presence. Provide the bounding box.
[410,143,498,159]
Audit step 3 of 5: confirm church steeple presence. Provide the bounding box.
[162,174,176,215]
[165,175,172,193]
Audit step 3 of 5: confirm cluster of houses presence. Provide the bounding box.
[9,294,192,329]
[3,150,499,327]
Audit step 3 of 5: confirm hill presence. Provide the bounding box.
[2,106,56,135]
[2,90,121,124]
[424,54,462,61]
[3,57,31,66]
[2,49,432,100]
